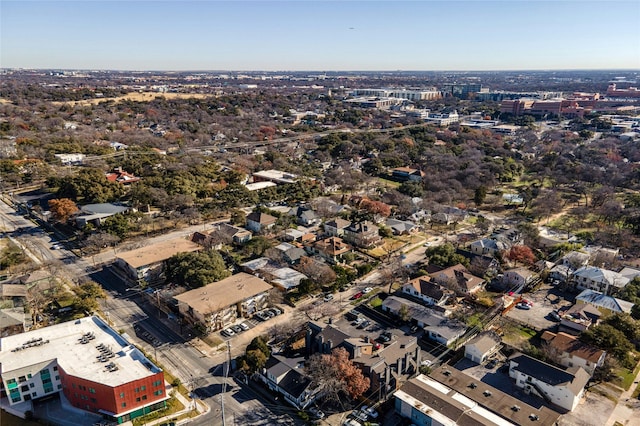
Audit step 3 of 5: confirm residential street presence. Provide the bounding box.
[0,198,295,425]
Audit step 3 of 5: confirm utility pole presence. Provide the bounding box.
[221,340,231,426]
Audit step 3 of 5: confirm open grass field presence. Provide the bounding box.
[51,91,215,107]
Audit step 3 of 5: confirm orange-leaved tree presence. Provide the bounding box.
[306,347,369,406]
[505,245,536,266]
[48,198,79,223]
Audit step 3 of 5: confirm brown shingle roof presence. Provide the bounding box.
[541,331,605,364]
[174,273,272,315]
[432,264,484,292]
[406,276,448,301]
[325,218,351,230]
[314,237,351,256]
[247,211,277,225]
[1,284,27,298]
[117,238,201,269]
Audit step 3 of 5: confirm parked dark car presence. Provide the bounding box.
[357,320,370,329]
[378,331,392,343]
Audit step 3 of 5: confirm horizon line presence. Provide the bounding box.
[3,67,640,73]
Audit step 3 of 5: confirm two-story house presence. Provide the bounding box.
[574,289,635,315]
[502,267,537,293]
[258,355,321,410]
[468,227,522,257]
[464,331,502,364]
[214,223,252,244]
[288,206,321,227]
[469,238,508,257]
[425,319,467,347]
[541,331,605,375]
[354,335,421,400]
[570,266,630,296]
[323,218,351,238]
[508,353,590,411]
[246,211,277,233]
[268,242,306,265]
[343,221,381,248]
[401,276,452,306]
[311,237,352,264]
[430,264,485,296]
[385,218,419,235]
[306,322,420,401]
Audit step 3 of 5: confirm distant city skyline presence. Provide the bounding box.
[1,1,639,71]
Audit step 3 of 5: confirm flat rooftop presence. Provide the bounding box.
[174,272,272,314]
[252,169,298,183]
[116,238,201,269]
[397,370,559,425]
[0,316,161,387]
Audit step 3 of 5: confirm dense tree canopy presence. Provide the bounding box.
[425,243,469,268]
[237,335,271,374]
[581,323,635,368]
[617,278,640,319]
[166,249,230,288]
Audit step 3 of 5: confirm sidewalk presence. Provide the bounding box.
[121,382,210,426]
[604,364,640,426]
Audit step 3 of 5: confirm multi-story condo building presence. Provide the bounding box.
[0,316,167,424]
[349,88,442,101]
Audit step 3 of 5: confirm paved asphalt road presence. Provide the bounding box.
[0,199,295,425]
[0,195,437,426]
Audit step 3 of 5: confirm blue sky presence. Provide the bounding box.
[1,1,639,71]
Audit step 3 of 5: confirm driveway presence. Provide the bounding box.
[505,284,573,330]
[558,389,617,426]
[32,394,103,426]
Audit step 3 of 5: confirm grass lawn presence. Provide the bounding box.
[367,239,402,258]
[377,177,402,188]
[614,361,640,391]
[367,235,421,258]
[501,321,537,347]
[633,382,640,399]
[132,395,185,426]
[201,334,224,348]
[370,296,383,308]
[518,326,537,339]
[465,313,484,328]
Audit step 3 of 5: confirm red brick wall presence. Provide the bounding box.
[60,367,165,415]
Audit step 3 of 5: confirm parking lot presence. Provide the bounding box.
[505,283,574,330]
[455,357,551,410]
[218,306,284,340]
